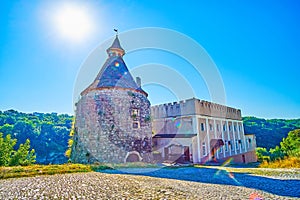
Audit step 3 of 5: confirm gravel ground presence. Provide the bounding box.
[0,167,299,199]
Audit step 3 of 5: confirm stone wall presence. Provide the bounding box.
[71,88,152,163]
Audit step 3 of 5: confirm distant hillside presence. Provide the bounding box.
[0,110,299,164]
[243,117,300,149]
[0,110,72,164]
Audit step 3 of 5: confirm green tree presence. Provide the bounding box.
[0,133,16,166]
[9,139,36,166]
[0,124,14,136]
[280,129,300,157]
[256,147,270,162]
[0,133,36,166]
[269,146,284,161]
[65,117,75,159]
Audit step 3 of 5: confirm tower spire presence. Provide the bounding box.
[107,29,125,57]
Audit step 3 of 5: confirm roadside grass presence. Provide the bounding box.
[0,162,158,179]
[92,162,158,171]
[259,157,300,168]
[0,164,92,179]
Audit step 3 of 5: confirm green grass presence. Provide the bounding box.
[0,162,158,179]
[0,164,92,179]
[91,162,158,171]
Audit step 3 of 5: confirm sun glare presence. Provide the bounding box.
[52,3,94,42]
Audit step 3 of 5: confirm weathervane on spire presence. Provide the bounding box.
[114,28,118,35]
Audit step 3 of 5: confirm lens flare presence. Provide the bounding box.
[213,158,241,185]
[249,193,263,200]
[175,121,182,128]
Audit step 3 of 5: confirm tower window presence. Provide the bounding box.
[132,108,139,116]
[133,121,140,129]
[131,108,140,121]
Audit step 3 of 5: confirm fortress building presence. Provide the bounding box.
[152,99,257,163]
[71,33,256,164]
[71,35,152,163]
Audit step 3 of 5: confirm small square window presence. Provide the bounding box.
[132,108,139,116]
[133,122,140,129]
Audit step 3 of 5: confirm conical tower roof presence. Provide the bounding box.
[81,34,147,96]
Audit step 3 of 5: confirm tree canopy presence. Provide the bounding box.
[0,110,72,164]
[243,117,300,149]
[256,129,300,163]
[0,133,36,166]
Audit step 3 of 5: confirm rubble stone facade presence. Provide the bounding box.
[71,35,152,163]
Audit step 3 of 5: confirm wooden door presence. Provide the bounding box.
[184,146,190,162]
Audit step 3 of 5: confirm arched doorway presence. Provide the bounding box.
[124,151,142,163]
[126,154,139,162]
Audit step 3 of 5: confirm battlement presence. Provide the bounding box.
[151,98,242,120]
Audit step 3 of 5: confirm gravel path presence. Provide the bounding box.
[0,167,299,199]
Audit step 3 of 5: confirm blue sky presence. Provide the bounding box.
[0,0,299,119]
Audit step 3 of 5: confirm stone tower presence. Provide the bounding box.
[71,34,152,163]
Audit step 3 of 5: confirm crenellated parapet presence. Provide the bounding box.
[151,98,242,120]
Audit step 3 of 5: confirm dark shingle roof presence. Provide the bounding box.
[81,35,147,96]
[96,56,146,94]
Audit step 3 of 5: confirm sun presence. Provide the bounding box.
[52,3,94,42]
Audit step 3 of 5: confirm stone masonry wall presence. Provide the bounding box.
[71,88,152,163]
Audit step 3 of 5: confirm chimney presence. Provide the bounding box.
[136,77,141,87]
